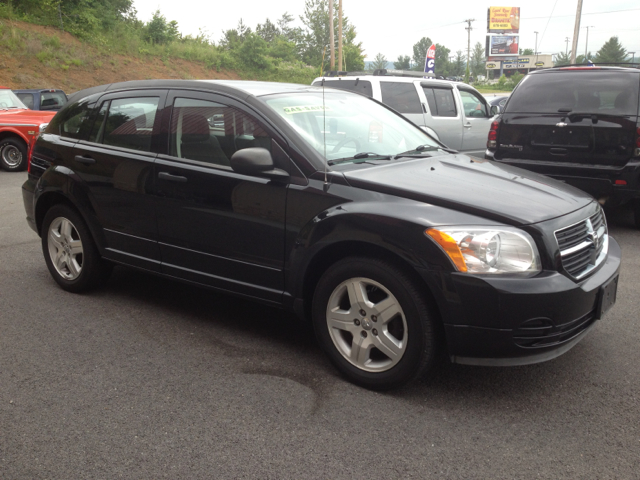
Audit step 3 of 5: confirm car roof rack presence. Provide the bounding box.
[325,69,436,78]
[550,63,639,70]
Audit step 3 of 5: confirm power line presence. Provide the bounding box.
[522,7,640,20]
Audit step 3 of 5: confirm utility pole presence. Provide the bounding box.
[464,18,475,82]
[565,37,569,56]
[338,0,343,71]
[584,25,594,59]
[534,31,539,63]
[329,0,335,70]
[570,0,583,64]
[629,52,636,64]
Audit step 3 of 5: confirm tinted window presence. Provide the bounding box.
[423,87,457,117]
[170,97,271,167]
[506,72,640,115]
[380,82,422,114]
[459,89,489,118]
[16,93,34,109]
[88,101,109,143]
[313,80,373,98]
[102,97,159,152]
[46,101,95,140]
[40,92,67,110]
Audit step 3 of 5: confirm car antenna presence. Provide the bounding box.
[322,76,328,187]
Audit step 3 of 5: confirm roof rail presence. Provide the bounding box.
[324,69,436,78]
[551,62,639,69]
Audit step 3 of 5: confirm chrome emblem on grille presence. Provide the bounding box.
[555,122,568,127]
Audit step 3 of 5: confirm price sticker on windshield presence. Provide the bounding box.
[283,105,331,115]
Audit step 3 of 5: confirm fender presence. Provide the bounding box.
[0,127,30,144]
[285,199,458,316]
[35,165,108,254]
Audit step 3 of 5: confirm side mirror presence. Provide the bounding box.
[230,147,289,181]
[490,105,501,116]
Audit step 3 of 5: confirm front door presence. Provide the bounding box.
[152,91,288,303]
[458,87,494,157]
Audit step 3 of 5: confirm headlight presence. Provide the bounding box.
[425,227,541,275]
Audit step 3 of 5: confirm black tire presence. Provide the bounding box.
[0,137,28,171]
[41,204,112,293]
[312,257,438,390]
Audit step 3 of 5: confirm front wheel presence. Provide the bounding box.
[42,204,113,293]
[312,257,438,390]
[0,138,28,171]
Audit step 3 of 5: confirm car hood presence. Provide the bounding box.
[342,154,594,225]
[0,109,56,123]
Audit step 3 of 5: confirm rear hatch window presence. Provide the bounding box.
[506,71,639,116]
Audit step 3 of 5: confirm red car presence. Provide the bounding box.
[0,87,56,171]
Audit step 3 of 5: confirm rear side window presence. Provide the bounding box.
[40,92,67,110]
[101,97,159,152]
[423,87,457,117]
[46,100,95,140]
[506,72,640,115]
[380,82,422,114]
[313,80,373,98]
[16,93,34,109]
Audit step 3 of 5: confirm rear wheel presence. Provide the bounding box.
[312,257,438,390]
[42,204,112,292]
[0,138,27,171]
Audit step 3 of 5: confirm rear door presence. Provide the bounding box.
[421,83,463,150]
[499,71,639,167]
[71,90,167,271]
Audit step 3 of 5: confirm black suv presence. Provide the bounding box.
[22,80,620,390]
[485,66,640,227]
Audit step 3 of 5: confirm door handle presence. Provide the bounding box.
[549,148,568,156]
[158,171,188,183]
[74,155,96,165]
[464,123,472,128]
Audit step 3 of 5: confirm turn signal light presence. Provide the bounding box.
[425,229,468,272]
[487,121,500,149]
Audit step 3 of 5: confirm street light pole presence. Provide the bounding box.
[629,52,636,64]
[584,25,594,59]
[534,31,538,62]
[565,37,569,56]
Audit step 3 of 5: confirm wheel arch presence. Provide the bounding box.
[0,129,29,146]
[299,240,442,325]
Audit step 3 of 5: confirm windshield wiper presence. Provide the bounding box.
[328,153,392,165]
[393,145,458,159]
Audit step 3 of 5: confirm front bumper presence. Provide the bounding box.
[419,237,621,366]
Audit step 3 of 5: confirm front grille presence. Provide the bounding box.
[555,208,608,279]
[513,309,597,348]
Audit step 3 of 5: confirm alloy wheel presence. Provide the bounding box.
[47,217,84,280]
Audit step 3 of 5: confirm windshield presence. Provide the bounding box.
[0,89,27,109]
[264,91,440,162]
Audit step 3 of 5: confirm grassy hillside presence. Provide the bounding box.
[0,19,242,93]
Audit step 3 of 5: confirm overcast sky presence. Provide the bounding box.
[132,0,640,62]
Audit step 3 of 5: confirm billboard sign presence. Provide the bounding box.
[486,35,519,56]
[487,7,520,33]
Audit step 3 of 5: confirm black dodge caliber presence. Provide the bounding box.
[23,80,621,390]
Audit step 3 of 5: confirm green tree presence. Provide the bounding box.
[394,55,411,70]
[519,48,534,55]
[451,50,465,76]
[144,9,179,45]
[554,51,571,66]
[470,41,485,77]
[370,52,388,70]
[411,37,450,75]
[594,36,627,63]
[256,18,279,42]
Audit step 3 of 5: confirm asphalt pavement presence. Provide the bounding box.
[1,171,639,479]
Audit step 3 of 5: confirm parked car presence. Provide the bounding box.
[0,87,56,171]
[485,66,640,227]
[23,80,620,390]
[13,89,68,111]
[486,94,509,108]
[312,70,500,157]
